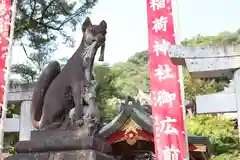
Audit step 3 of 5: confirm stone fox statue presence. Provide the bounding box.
[30,17,107,129]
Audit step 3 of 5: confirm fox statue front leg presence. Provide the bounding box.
[67,80,100,135]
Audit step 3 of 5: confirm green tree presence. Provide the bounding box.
[93,64,121,121]
[187,115,239,159]
[12,0,98,82]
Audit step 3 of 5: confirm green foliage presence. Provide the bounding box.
[91,52,150,119]
[112,62,149,95]
[183,68,227,102]
[6,104,20,118]
[11,64,37,83]
[212,152,240,160]
[181,29,240,46]
[4,104,20,154]
[187,115,239,158]
[4,133,18,155]
[93,64,120,121]
[89,52,150,122]
[12,0,99,82]
[127,50,149,65]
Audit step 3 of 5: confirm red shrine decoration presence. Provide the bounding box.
[0,0,11,116]
[106,119,154,145]
[146,0,188,159]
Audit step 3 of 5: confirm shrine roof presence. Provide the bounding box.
[99,102,211,148]
[99,101,196,138]
[99,103,153,138]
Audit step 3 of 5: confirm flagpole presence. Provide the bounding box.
[171,0,190,159]
[0,0,18,157]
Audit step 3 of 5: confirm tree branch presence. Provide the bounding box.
[40,0,56,22]
[20,40,32,60]
[20,39,39,69]
[37,20,63,30]
[54,10,86,30]
[29,0,37,22]
[47,1,97,30]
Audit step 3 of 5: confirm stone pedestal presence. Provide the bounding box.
[5,150,115,160]
[5,130,116,160]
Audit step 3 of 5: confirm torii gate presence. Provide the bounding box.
[168,44,240,140]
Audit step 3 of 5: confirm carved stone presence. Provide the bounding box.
[5,150,115,160]
[168,44,240,78]
[5,17,110,160]
[28,17,107,134]
[5,130,115,160]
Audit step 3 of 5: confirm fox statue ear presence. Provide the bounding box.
[82,17,92,32]
[99,20,107,29]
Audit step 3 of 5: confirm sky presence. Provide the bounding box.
[12,0,240,65]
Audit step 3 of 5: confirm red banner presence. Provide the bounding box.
[0,0,11,113]
[146,0,187,159]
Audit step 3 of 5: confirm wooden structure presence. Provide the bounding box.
[99,102,211,160]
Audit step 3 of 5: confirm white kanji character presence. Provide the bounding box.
[155,126,161,138]
[153,39,170,56]
[154,64,174,81]
[152,90,176,107]
[155,138,162,155]
[1,52,6,59]
[155,138,161,145]
[4,21,9,25]
[153,115,161,125]
[162,144,180,160]
[0,18,3,33]
[1,46,7,51]
[3,31,8,37]
[4,14,9,20]
[0,25,3,33]
[150,0,166,11]
[160,116,179,135]
[0,2,6,17]
[152,16,168,33]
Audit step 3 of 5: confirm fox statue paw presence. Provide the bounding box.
[75,119,84,127]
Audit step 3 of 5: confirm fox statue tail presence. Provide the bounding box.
[30,61,61,129]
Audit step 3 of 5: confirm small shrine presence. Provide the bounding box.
[99,102,211,160]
